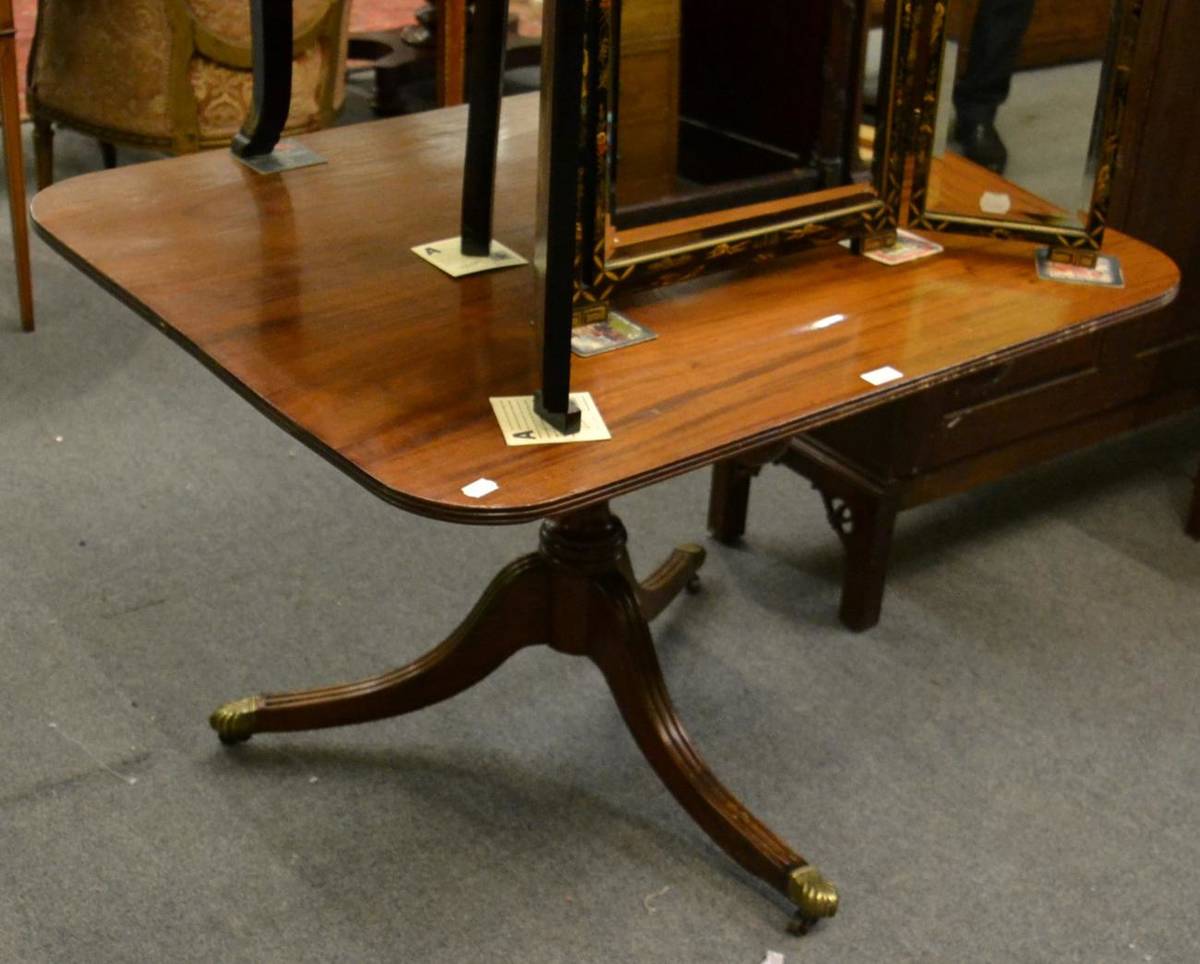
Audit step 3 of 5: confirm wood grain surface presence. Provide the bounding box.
[31,94,1179,524]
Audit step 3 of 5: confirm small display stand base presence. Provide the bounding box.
[1036,248,1124,288]
[413,236,528,277]
[234,141,327,175]
[533,390,582,435]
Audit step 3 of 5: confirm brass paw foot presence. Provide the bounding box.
[786,865,839,934]
[209,696,262,745]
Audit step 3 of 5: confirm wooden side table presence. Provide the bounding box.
[31,94,1178,926]
[1,0,32,331]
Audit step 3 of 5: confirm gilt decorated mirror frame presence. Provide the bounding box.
[906,0,1145,266]
[568,0,924,324]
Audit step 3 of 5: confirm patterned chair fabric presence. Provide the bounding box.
[27,0,349,175]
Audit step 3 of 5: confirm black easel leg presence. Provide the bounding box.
[531,0,584,435]
[232,0,294,158]
[460,0,511,256]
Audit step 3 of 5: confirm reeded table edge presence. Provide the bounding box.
[33,208,1178,526]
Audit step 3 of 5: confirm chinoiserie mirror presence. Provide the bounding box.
[569,0,921,323]
[907,0,1143,265]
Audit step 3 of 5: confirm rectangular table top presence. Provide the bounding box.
[32,94,1179,524]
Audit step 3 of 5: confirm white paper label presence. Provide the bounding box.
[861,365,904,386]
[980,191,1012,215]
[461,478,500,499]
[412,237,528,277]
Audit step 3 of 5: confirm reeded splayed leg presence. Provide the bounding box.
[210,554,549,743]
[540,506,838,931]
[210,500,835,929]
[630,544,706,620]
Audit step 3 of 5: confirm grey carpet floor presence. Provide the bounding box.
[2,113,1199,964]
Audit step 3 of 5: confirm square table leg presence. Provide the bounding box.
[708,441,899,632]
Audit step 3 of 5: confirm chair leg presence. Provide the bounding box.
[0,33,32,331]
[99,140,117,170]
[32,118,53,190]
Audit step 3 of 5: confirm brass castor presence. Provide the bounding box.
[209,696,260,745]
[786,865,839,934]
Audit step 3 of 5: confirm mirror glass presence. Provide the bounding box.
[609,0,885,237]
[924,0,1119,228]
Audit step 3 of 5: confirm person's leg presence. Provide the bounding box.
[952,0,1036,172]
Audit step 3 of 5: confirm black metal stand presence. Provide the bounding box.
[532,0,586,435]
[232,0,294,158]
[460,0,511,256]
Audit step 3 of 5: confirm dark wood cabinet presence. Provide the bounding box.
[1126,3,1200,545]
[615,0,681,207]
[677,0,836,181]
[710,0,1200,629]
[617,0,871,208]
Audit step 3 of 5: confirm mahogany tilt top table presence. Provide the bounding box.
[32,93,1179,930]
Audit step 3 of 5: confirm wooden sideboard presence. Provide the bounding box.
[1114,0,1200,541]
[715,302,1199,631]
[710,10,1200,635]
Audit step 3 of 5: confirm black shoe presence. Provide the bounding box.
[953,120,1008,175]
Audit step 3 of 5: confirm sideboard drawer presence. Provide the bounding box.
[927,314,1200,468]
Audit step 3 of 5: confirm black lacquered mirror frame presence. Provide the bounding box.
[567,0,923,323]
[906,0,1145,266]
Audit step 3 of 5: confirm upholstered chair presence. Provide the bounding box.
[26,0,351,188]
